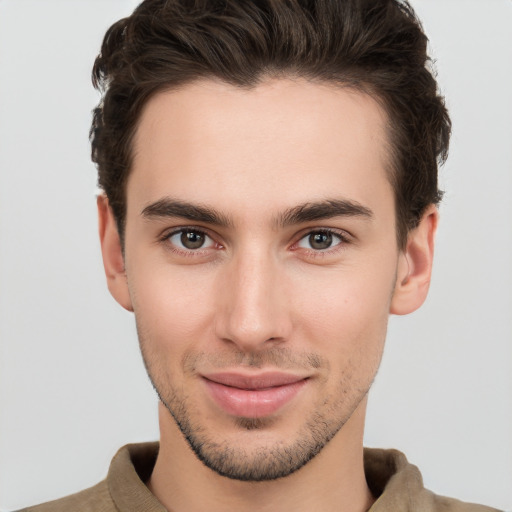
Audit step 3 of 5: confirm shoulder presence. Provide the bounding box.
[364,448,504,512]
[14,443,162,512]
[15,480,115,512]
[430,493,504,512]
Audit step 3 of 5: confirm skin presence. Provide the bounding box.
[99,79,437,512]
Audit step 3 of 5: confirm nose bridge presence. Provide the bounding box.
[215,244,289,348]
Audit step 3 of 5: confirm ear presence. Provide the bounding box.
[390,205,438,315]
[97,195,133,312]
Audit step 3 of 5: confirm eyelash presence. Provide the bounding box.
[158,227,351,258]
[159,227,220,258]
[291,228,351,258]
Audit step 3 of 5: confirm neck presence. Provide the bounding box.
[148,399,375,512]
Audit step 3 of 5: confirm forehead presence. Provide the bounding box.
[129,78,393,221]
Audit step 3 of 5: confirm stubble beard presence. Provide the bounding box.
[139,339,377,482]
[157,386,347,481]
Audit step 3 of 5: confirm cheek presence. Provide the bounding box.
[289,264,394,354]
[127,262,218,353]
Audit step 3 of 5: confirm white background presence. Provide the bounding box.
[0,0,511,510]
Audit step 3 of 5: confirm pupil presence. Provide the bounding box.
[181,231,204,249]
[310,232,332,250]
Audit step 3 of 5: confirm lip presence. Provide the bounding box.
[202,372,308,418]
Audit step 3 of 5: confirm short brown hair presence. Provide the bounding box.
[91,0,451,248]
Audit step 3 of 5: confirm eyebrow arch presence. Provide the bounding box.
[141,197,233,227]
[141,197,372,229]
[277,199,373,227]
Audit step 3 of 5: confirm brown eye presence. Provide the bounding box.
[168,229,214,251]
[309,232,333,250]
[181,230,205,249]
[297,230,343,251]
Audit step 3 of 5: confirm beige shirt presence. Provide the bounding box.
[19,443,501,512]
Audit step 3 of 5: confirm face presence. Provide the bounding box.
[108,79,419,481]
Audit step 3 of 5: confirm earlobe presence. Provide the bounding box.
[390,205,438,315]
[97,195,133,312]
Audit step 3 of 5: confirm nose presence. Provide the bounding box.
[214,248,292,351]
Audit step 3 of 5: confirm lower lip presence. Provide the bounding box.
[203,378,307,418]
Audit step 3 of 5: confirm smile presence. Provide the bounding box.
[202,372,309,418]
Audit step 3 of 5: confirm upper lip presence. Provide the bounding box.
[202,372,308,390]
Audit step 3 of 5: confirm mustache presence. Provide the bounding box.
[182,346,328,372]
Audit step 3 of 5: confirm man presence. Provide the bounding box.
[16,0,503,511]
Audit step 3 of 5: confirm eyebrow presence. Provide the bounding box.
[276,198,373,227]
[141,198,233,227]
[141,197,373,228]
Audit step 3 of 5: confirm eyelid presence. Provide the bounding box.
[157,225,352,256]
[159,225,222,254]
[290,227,352,253]
[159,225,213,240]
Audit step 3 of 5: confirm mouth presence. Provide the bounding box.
[201,372,309,418]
